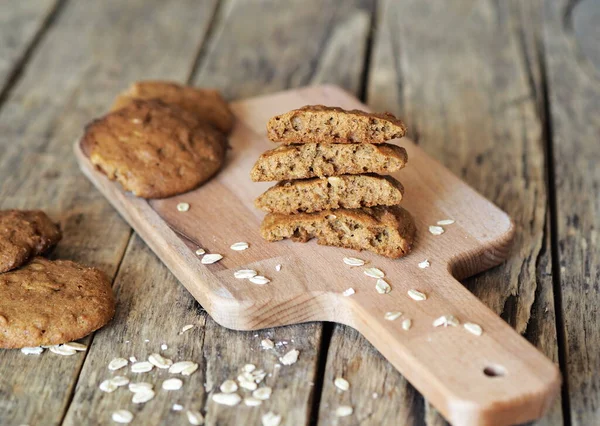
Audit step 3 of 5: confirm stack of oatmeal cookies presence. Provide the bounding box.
[251,105,416,258]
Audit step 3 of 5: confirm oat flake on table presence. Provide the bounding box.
[433,315,459,327]
[230,241,249,251]
[108,357,128,371]
[402,319,412,331]
[172,403,183,411]
[418,259,430,269]
[112,409,133,424]
[129,382,153,393]
[243,363,256,373]
[111,376,130,387]
[234,269,257,279]
[186,410,204,425]
[49,345,77,356]
[131,361,154,373]
[464,322,483,336]
[375,279,391,294]
[132,389,155,404]
[148,353,173,369]
[220,379,238,393]
[407,289,427,301]
[343,287,355,296]
[437,219,455,225]
[162,378,183,390]
[99,379,118,393]
[177,202,190,212]
[261,338,275,349]
[249,275,270,285]
[212,392,242,406]
[244,396,263,406]
[336,405,354,417]
[384,311,402,321]
[334,377,349,391]
[63,342,86,351]
[262,412,282,426]
[252,386,272,400]
[343,257,365,267]
[275,264,282,271]
[201,253,223,264]
[21,347,44,355]
[364,267,385,278]
[195,248,205,256]
[180,324,194,334]
[279,349,300,365]
[429,225,445,235]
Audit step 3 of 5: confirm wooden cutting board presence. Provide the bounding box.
[75,85,559,426]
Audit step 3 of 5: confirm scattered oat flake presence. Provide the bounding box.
[252,387,272,400]
[244,396,263,406]
[195,248,205,256]
[364,267,385,278]
[249,275,270,285]
[170,361,197,374]
[201,253,223,264]
[384,311,402,321]
[402,319,412,331]
[275,264,282,271]
[343,257,365,267]
[132,389,155,404]
[433,315,460,327]
[230,242,249,251]
[180,324,194,334]
[418,259,430,269]
[186,410,204,425]
[112,410,133,424]
[261,412,282,426]
[112,376,130,387]
[407,289,427,301]
[212,392,242,406]
[181,363,199,376]
[464,322,483,336]
[243,363,256,373]
[99,379,118,393]
[162,378,183,390]
[261,338,275,349]
[49,345,77,356]
[172,404,183,411]
[131,361,154,373]
[334,377,349,391]
[149,353,173,369]
[21,347,44,355]
[343,287,355,296]
[252,369,267,383]
[234,269,257,279]
[128,382,153,393]
[375,278,391,294]
[336,406,354,417]
[63,342,86,351]
[429,225,445,235]
[161,344,168,350]
[220,379,238,393]
[177,202,190,212]
[279,349,300,365]
[437,219,455,226]
[238,375,258,390]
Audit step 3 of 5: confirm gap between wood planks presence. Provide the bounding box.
[537,22,573,426]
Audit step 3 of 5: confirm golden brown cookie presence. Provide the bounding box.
[0,210,62,273]
[82,99,226,199]
[112,81,234,134]
[250,143,407,182]
[260,205,416,258]
[267,105,406,144]
[255,174,404,214]
[0,257,115,348]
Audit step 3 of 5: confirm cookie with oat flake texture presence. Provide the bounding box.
[0,257,115,348]
[0,210,61,273]
[82,99,226,199]
[112,80,235,135]
[260,205,416,258]
[267,105,407,144]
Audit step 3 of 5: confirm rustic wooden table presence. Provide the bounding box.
[0,1,598,425]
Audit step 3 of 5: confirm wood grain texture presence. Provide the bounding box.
[76,85,559,426]
[0,0,218,424]
[0,0,61,96]
[544,0,600,424]
[316,1,564,425]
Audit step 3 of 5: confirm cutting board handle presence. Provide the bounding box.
[340,270,560,426]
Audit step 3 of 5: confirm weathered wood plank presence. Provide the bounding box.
[0,0,61,97]
[189,1,374,424]
[66,0,375,425]
[318,1,563,424]
[544,0,600,424]
[0,1,218,425]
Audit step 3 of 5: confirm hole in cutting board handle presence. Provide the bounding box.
[483,364,507,378]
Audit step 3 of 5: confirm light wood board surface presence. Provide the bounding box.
[75,84,560,426]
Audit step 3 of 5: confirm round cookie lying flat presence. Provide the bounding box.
[0,257,115,349]
[0,210,62,273]
[111,80,235,135]
[81,99,227,199]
